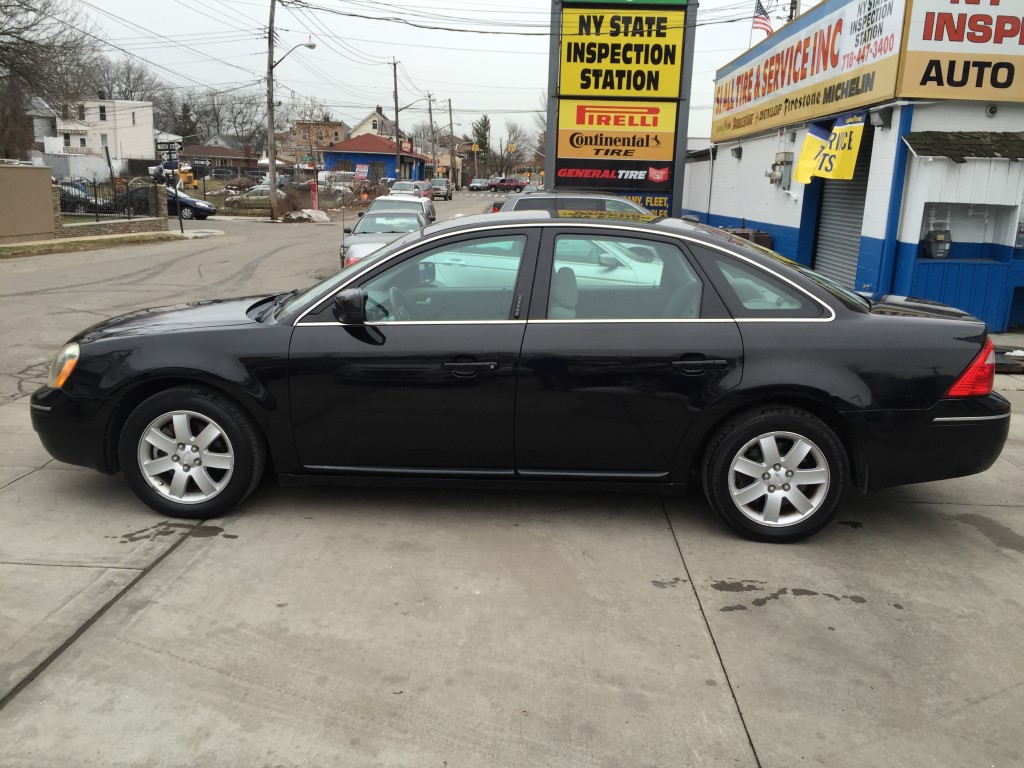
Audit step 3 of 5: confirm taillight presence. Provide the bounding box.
[343,255,361,268]
[490,202,502,213]
[945,337,995,397]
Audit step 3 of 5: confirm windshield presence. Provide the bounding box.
[391,181,415,192]
[431,180,446,187]
[277,230,423,317]
[353,215,422,234]
[369,200,418,213]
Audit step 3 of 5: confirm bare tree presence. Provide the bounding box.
[224,89,268,151]
[92,54,164,102]
[0,0,101,155]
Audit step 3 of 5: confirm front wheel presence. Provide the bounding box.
[119,387,266,518]
[179,206,195,220]
[702,406,848,542]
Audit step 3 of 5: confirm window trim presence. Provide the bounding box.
[291,223,836,326]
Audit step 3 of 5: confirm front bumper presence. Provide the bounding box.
[846,394,1011,491]
[30,386,117,474]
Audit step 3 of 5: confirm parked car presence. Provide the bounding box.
[489,177,526,193]
[390,180,434,199]
[166,189,216,220]
[362,195,436,223]
[500,192,650,215]
[340,211,428,267]
[430,178,453,200]
[209,169,235,180]
[58,186,112,214]
[30,213,1009,542]
[468,177,489,191]
[114,186,153,216]
[224,186,286,210]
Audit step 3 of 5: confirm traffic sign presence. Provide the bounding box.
[156,140,183,152]
[160,151,179,161]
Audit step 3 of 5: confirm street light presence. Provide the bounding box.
[392,95,432,182]
[267,1,316,219]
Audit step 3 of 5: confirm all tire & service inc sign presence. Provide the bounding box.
[547,0,695,217]
[712,0,907,142]
[712,0,1024,144]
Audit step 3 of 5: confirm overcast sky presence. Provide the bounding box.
[79,0,824,143]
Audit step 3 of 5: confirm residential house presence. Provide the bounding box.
[52,98,155,164]
[286,119,351,169]
[350,106,401,140]
[183,134,259,173]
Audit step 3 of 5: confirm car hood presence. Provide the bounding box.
[865,294,983,323]
[75,295,268,343]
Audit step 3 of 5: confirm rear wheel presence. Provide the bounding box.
[119,387,265,518]
[702,406,848,542]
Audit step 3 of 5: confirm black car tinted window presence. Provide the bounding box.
[512,197,556,211]
[688,244,822,319]
[550,235,702,320]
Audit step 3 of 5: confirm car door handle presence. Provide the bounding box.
[671,357,729,373]
[442,361,498,376]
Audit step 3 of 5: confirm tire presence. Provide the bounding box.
[180,206,195,220]
[118,387,266,519]
[490,186,497,192]
[702,406,848,542]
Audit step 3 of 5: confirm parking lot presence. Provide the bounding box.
[1,203,1023,767]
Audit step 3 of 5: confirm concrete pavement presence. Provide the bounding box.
[1,195,1022,767]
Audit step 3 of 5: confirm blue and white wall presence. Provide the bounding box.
[683,100,1024,330]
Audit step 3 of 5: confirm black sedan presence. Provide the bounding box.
[30,214,1009,542]
[166,188,216,220]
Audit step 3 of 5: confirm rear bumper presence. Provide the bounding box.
[846,394,1011,491]
[30,386,117,474]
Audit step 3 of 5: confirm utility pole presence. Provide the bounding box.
[448,98,455,189]
[266,0,278,220]
[427,94,435,179]
[789,0,800,22]
[392,59,401,180]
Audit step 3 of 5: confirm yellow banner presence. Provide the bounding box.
[560,9,686,98]
[557,100,676,161]
[793,112,866,184]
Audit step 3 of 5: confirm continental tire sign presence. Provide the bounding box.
[558,101,677,161]
[898,0,1024,100]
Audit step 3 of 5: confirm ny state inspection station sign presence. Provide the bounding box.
[552,0,693,211]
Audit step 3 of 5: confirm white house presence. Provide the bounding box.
[51,99,156,170]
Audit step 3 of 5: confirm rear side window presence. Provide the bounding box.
[688,245,822,319]
[512,197,555,211]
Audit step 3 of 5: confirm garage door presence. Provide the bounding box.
[812,126,874,289]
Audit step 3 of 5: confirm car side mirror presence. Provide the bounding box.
[418,261,436,284]
[333,288,366,324]
[598,254,621,268]
[357,211,364,217]
[343,227,352,234]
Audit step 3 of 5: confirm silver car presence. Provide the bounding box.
[340,211,428,267]
[362,195,436,223]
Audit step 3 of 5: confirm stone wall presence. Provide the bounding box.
[51,184,168,239]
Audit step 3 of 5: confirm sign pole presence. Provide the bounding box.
[545,0,561,184]
[672,2,698,218]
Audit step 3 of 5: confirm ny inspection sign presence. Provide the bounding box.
[548,0,695,217]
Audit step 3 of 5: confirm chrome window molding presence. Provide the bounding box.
[932,414,1010,422]
[297,320,527,327]
[292,221,839,327]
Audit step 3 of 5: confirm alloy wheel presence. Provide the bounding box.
[136,410,235,504]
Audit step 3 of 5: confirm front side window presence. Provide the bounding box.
[361,235,528,322]
[548,235,702,320]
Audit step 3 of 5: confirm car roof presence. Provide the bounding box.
[504,191,631,202]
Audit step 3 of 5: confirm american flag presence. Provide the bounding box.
[753,0,774,37]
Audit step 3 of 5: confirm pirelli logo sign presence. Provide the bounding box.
[559,100,676,161]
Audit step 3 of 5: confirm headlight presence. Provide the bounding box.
[47,342,80,389]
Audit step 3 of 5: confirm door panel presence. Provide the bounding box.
[289,229,537,474]
[515,229,743,477]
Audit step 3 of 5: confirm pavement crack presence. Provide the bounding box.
[661,498,763,768]
[0,518,203,713]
